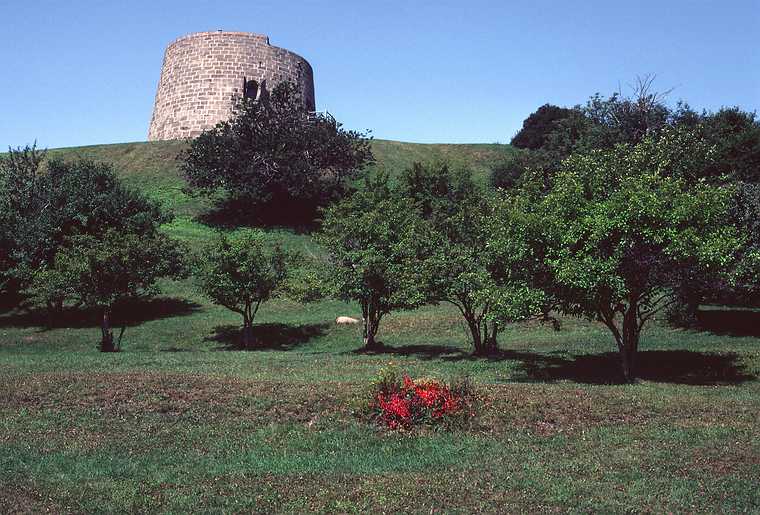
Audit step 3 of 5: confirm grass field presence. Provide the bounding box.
[1,140,759,513]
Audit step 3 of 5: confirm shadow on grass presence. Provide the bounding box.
[696,308,760,337]
[207,322,329,351]
[490,349,753,385]
[197,197,320,234]
[356,343,754,385]
[352,343,469,360]
[0,297,202,330]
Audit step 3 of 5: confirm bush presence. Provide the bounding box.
[489,150,551,190]
[362,367,477,430]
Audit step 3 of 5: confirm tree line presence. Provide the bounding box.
[1,78,758,382]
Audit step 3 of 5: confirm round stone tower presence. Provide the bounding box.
[148,31,315,141]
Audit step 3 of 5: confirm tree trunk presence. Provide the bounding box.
[241,315,254,347]
[361,301,383,350]
[363,316,382,349]
[618,303,641,383]
[465,316,483,355]
[470,317,499,356]
[477,320,499,356]
[485,321,499,354]
[100,307,116,352]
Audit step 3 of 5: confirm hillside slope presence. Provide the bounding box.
[45,139,515,244]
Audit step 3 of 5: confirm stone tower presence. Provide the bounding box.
[148,31,315,141]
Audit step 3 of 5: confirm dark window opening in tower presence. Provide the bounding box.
[243,79,259,100]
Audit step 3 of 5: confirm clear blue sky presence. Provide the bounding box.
[1,0,758,149]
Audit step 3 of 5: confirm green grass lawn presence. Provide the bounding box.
[1,140,759,513]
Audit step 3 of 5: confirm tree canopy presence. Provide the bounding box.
[399,162,548,354]
[521,128,744,381]
[0,148,169,296]
[32,231,185,351]
[195,229,291,347]
[319,173,427,349]
[511,104,576,150]
[180,81,374,226]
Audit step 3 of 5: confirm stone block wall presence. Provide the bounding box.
[148,31,315,141]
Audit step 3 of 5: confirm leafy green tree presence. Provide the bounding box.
[511,104,576,150]
[180,81,374,225]
[730,183,760,300]
[0,151,169,298]
[31,231,185,352]
[320,174,426,349]
[529,128,744,381]
[0,144,48,294]
[699,107,760,183]
[489,149,553,190]
[399,162,548,355]
[195,230,290,347]
[579,78,672,149]
[525,77,674,167]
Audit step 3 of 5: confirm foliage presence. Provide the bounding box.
[180,81,374,226]
[0,149,169,297]
[516,82,760,324]
[698,107,760,184]
[195,229,292,346]
[319,173,427,349]
[0,144,48,293]
[489,149,552,190]
[399,162,548,355]
[364,366,476,430]
[527,128,744,381]
[523,79,760,187]
[29,231,185,351]
[511,104,576,150]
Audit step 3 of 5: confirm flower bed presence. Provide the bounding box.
[365,367,476,430]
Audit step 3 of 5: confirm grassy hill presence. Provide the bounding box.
[44,139,515,245]
[2,139,759,512]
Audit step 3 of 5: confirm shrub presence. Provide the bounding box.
[363,367,476,430]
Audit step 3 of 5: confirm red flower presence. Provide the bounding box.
[372,373,472,429]
[402,375,415,390]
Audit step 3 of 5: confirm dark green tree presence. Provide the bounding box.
[0,143,48,294]
[511,104,576,150]
[180,81,374,226]
[0,150,169,300]
[699,107,760,183]
[489,149,553,190]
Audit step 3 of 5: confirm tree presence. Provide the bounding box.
[698,107,760,184]
[529,128,744,381]
[0,150,183,348]
[0,143,47,294]
[0,152,169,299]
[195,230,290,347]
[579,76,673,149]
[399,162,548,355]
[528,76,675,166]
[320,174,427,349]
[180,81,374,225]
[511,104,576,150]
[489,149,552,190]
[32,231,185,352]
